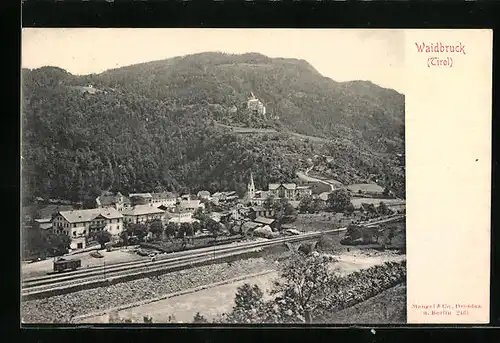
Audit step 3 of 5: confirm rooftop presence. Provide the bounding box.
[129,193,152,198]
[241,221,262,232]
[151,192,177,200]
[58,207,123,223]
[179,200,201,208]
[121,205,165,216]
[254,216,276,225]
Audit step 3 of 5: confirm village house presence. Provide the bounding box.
[151,192,177,208]
[209,211,232,223]
[268,183,312,201]
[167,209,199,224]
[240,221,262,235]
[248,190,270,206]
[52,208,124,250]
[96,191,131,211]
[211,191,238,205]
[34,218,52,231]
[129,193,153,206]
[179,199,205,212]
[197,190,211,200]
[121,205,165,224]
[230,203,249,221]
[248,206,275,220]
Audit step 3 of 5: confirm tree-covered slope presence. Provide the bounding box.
[21,52,405,205]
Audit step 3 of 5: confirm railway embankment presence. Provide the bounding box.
[21,253,282,323]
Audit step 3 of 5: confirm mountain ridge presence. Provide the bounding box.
[21,52,405,204]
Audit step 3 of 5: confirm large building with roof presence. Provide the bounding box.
[128,193,153,206]
[52,208,124,250]
[121,205,165,224]
[167,208,199,224]
[246,173,311,205]
[247,92,266,116]
[268,183,312,201]
[151,192,178,208]
[126,192,178,208]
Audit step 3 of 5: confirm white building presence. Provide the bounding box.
[247,92,266,116]
[151,192,177,208]
[197,190,211,200]
[268,183,312,201]
[167,209,199,224]
[121,205,165,224]
[179,199,204,212]
[52,208,124,250]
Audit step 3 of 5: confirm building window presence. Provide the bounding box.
[73,231,76,236]
[77,243,83,249]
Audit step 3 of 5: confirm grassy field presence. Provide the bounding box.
[317,283,406,324]
[347,183,384,193]
[351,197,405,208]
[292,212,363,232]
[214,122,277,134]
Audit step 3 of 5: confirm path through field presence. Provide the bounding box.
[78,250,406,323]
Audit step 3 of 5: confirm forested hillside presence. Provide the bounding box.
[21,52,405,205]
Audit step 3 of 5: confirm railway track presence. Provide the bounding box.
[22,214,404,299]
[21,230,337,298]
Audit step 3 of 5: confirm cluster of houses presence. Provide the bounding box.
[26,172,315,251]
[47,192,206,250]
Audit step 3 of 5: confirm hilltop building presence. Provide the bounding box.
[247,92,266,116]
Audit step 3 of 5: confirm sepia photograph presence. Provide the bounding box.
[21,29,406,324]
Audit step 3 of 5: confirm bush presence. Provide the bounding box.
[316,235,336,252]
[193,312,208,323]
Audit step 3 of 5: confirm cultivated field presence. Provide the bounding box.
[214,122,277,134]
[350,197,406,209]
[77,249,406,324]
[347,183,384,193]
[319,283,406,324]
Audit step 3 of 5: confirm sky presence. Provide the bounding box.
[22,29,405,93]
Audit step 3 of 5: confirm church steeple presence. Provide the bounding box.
[247,171,256,199]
